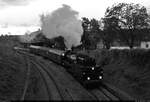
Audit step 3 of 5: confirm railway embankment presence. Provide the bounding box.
[83,49,150,100]
[0,36,27,100]
[0,36,45,101]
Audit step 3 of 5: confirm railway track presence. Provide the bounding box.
[88,85,119,101]
[30,60,64,100]
[34,56,97,100]
[20,56,31,100]
[15,49,134,101]
[35,54,133,101]
[98,86,119,101]
[90,89,110,101]
[16,50,74,100]
[31,59,75,100]
[100,83,134,100]
[37,56,98,101]
[89,83,134,101]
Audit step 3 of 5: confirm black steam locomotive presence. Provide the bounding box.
[60,50,103,85]
[15,45,103,86]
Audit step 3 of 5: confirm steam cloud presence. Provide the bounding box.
[40,4,83,49]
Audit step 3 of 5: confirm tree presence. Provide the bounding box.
[81,17,102,49]
[81,17,91,49]
[90,18,101,48]
[103,3,150,48]
[102,17,118,49]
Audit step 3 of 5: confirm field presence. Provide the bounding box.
[81,49,150,100]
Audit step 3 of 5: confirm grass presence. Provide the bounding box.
[0,35,26,100]
[0,35,41,100]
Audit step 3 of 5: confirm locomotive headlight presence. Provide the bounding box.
[91,67,95,70]
[99,76,102,79]
[87,77,91,80]
[62,53,65,56]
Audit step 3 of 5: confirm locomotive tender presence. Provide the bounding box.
[16,45,103,86]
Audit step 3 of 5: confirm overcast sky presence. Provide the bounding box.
[0,0,150,28]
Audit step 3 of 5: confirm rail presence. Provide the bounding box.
[14,47,134,101]
[20,56,31,100]
[16,50,73,100]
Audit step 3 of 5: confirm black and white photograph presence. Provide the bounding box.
[0,0,150,101]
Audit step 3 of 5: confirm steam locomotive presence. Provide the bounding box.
[15,45,103,86]
[60,49,103,85]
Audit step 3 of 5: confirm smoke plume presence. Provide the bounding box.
[40,4,83,49]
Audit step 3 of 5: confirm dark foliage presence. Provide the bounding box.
[81,17,102,50]
[103,3,150,49]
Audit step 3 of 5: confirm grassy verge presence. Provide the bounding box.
[0,35,41,100]
[0,35,26,100]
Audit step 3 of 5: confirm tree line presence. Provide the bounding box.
[80,3,150,49]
